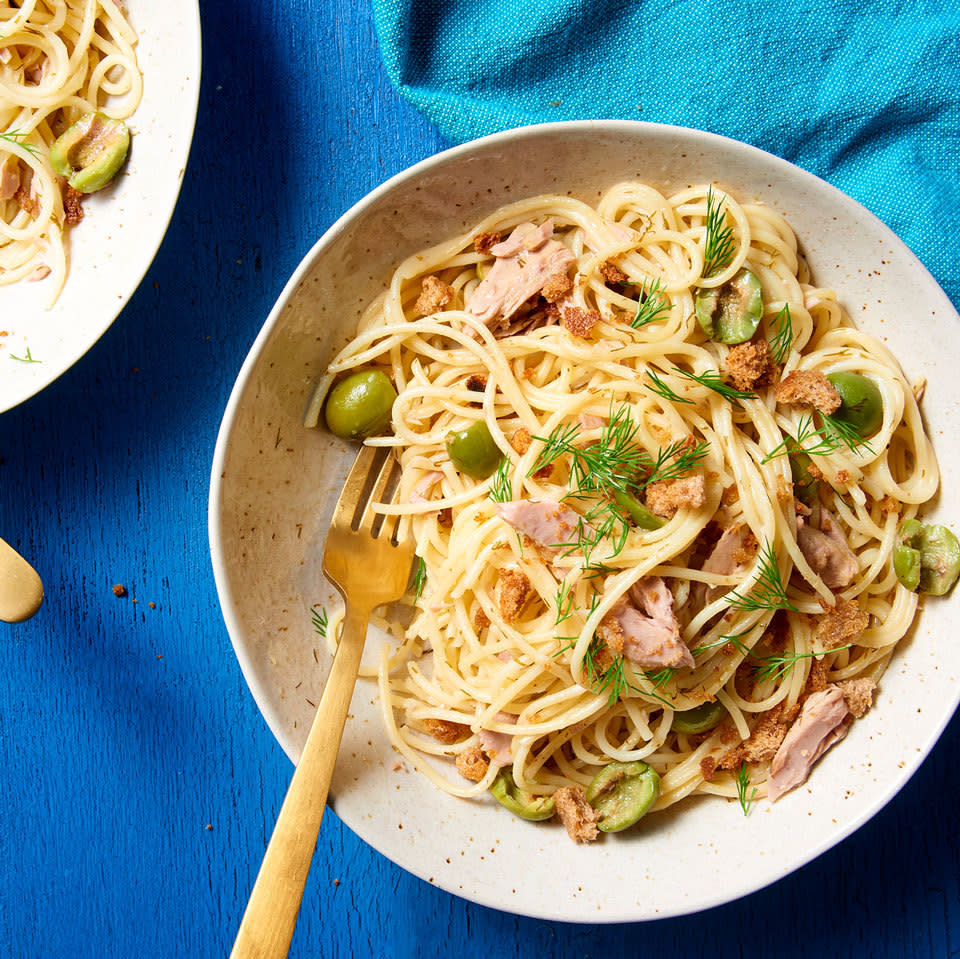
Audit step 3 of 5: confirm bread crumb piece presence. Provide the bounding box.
[837,677,877,719]
[510,428,532,455]
[724,340,777,391]
[474,232,501,254]
[816,597,869,650]
[112,584,127,598]
[553,785,600,843]
[497,568,531,623]
[422,718,469,744]
[561,306,601,338]
[773,370,841,413]
[645,474,706,518]
[541,270,573,303]
[415,275,454,316]
[599,260,629,285]
[455,743,489,782]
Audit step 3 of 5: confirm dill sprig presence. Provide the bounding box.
[735,762,757,816]
[639,437,710,488]
[645,369,694,406]
[751,643,854,683]
[675,367,757,407]
[692,630,754,657]
[727,542,797,613]
[768,304,793,364]
[702,186,736,278]
[310,604,328,639]
[0,130,40,158]
[9,347,40,363]
[488,457,513,503]
[631,277,671,329]
[762,412,872,463]
[554,580,576,625]
[412,556,427,600]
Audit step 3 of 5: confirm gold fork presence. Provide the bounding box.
[231,445,413,959]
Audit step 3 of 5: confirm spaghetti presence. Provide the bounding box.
[308,182,944,839]
[0,0,142,303]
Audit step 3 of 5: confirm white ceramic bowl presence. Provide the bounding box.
[209,120,960,921]
[0,1,202,414]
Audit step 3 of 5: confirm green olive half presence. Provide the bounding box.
[585,760,660,833]
[894,519,960,595]
[694,268,763,345]
[50,112,130,193]
[324,369,397,439]
[490,770,555,821]
[789,451,819,505]
[672,700,726,735]
[446,420,504,479]
[611,488,666,530]
[826,372,883,437]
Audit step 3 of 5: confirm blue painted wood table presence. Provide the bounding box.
[1,1,958,956]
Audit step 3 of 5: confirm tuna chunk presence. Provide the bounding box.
[0,156,20,201]
[467,220,575,329]
[767,685,850,801]
[797,506,859,589]
[478,711,516,766]
[698,523,758,604]
[599,576,694,670]
[496,499,587,552]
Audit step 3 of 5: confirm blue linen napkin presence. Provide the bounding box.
[371,0,960,307]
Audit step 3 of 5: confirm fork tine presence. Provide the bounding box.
[358,455,401,536]
[330,444,381,531]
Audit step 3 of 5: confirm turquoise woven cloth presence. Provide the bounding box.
[372,0,960,306]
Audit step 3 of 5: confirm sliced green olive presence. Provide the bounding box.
[324,369,397,439]
[694,267,763,345]
[446,420,503,479]
[585,760,660,833]
[611,488,666,530]
[672,700,726,735]
[826,372,883,437]
[789,451,819,505]
[894,519,960,595]
[490,769,555,821]
[49,112,130,193]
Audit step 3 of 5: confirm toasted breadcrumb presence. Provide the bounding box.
[597,614,625,656]
[561,306,601,338]
[805,657,830,695]
[599,260,629,285]
[473,231,501,255]
[62,184,85,224]
[510,428,532,455]
[497,569,531,623]
[473,607,491,632]
[112,584,127,597]
[724,340,778,391]
[455,743,489,782]
[541,270,573,303]
[719,704,791,769]
[773,369,842,413]
[422,718,469,744]
[700,756,718,782]
[879,495,900,514]
[465,373,487,393]
[553,785,600,843]
[14,185,38,219]
[645,474,706,518]
[837,677,877,719]
[721,484,740,506]
[807,463,824,480]
[438,507,453,528]
[415,275,454,316]
[816,597,869,650]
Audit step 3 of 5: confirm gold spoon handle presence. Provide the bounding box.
[0,537,43,623]
[230,599,371,959]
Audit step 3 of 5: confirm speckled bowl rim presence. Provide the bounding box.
[210,119,960,922]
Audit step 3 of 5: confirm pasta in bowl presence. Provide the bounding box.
[308,181,950,840]
[210,121,960,920]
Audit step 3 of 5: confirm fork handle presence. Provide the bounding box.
[230,600,372,959]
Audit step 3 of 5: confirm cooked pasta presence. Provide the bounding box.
[307,181,948,839]
[0,0,142,303]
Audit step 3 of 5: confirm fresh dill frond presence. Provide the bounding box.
[692,631,754,657]
[310,604,328,639]
[554,580,576,625]
[727,542,797,613]
[552,635,579,659]
[412,556,427,600]
[645,369,694,406]
[0,130,40,158]
[762,412,871,464]
[751,643,854,683]
[488,457,513,503]
[820,413,874,457]
[9,347,40,363]
[640,437,710,488]
[631,277,671,329]
[529,421,582,477]
[735,762,757,816]
[768,304,794,364]
[675,367,758,407]
[702,186,736,278]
